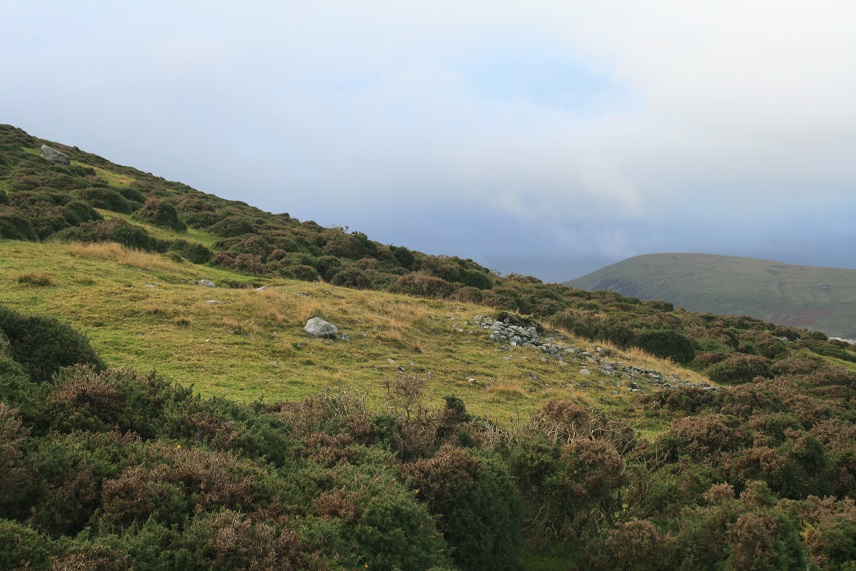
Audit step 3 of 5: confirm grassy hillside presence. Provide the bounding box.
[0,239,703,426]
[566,253,856,340]
[2,125,856,569]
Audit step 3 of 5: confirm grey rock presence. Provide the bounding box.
[304,317,338,339]
[196,279,216,288]
[40,144,70,165]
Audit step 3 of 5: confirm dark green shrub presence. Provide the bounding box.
[0,208,37,240]
[391,245,416,269]
[284,264,320,282]
[311,255,342,281]
[80,188,136,213]
[0,191,7,205]
[208,215,255,237]
[460,269,493,290]
[183,510,317,570]
[0,304,104,383]
[118,187,146,204]
[133,198,186,232]
[586,520,675,571]
[390,272,455,298]
[55,219,167,252]
[0,404,31,519]
[635,329,696,364]
[168,239,213,264]
[403,446,522,570]
[296,461,451,570]
[0,519,54,570]
[330,267,371,289]
[62,199,102,226]
[708,355,772,384]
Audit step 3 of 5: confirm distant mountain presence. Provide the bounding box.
[565,253,856,340]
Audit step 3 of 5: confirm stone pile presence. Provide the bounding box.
[477,315,717,393]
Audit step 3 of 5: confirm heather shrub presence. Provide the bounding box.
[62,199,102,226]
[330,266,371,289]
[79,187,136,213]
[726,510,804,570]
[133,198,186,232]
[0,404,31,519]
[391,245,416,269]
[184,510,318,570]
[168,239,213,264]
[0,207,37,240]
[635,329,696,363]
[460,268,493,290]
[283,263,321,282]
[55,218,167,252]
[390,272,455,298]
[403,446,522,570]
[667,414,748,460]
[208,215,256,237]
[586,520,675,571]
[708,354,772,384]
[0,304,104,383]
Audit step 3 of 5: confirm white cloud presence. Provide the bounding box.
[3,1,856,277]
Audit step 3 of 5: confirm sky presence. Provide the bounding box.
[3,1,856,282]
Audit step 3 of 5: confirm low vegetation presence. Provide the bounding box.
[1,124,855,568]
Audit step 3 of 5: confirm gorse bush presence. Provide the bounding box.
[0,304,104,383]
[403,446,523,570]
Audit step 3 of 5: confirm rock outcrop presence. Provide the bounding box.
[40,144,70,165]
[477,315,716,393]
[304,317,339,339]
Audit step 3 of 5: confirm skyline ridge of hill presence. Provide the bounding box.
[566,252,856,340]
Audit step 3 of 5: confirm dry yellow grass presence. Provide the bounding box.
[66,242,180,272]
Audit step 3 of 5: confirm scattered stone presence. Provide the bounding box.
[255,286,268,292]
[205,300,220,305]
[340,332,351,342]
[40,144,70,165]
[196,279,216,288]
[304,317,338,339]
[144,284,155,288]
[478,314,717,393]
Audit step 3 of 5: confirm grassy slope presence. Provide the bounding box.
[0,239,703,430]
[566,253,856,339]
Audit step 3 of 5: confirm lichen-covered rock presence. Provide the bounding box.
[304,317,338,339]
[40,144,70,165]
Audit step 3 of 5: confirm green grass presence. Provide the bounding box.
[97,209,220,248]
[0,239,700,430]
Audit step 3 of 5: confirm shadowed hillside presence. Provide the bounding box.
[566,253,856,340]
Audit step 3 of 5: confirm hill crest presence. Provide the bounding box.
[566,252,856,339]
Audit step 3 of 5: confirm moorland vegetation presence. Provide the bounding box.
[0,124,855,569]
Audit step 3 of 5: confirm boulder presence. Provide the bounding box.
[304,317,338,339]
[40,145,70,165]
[196,279,216,288]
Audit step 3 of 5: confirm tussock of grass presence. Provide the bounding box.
[16,273,54,287]
[67,241,180,271]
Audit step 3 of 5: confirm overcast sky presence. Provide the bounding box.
[4,1,856,281]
